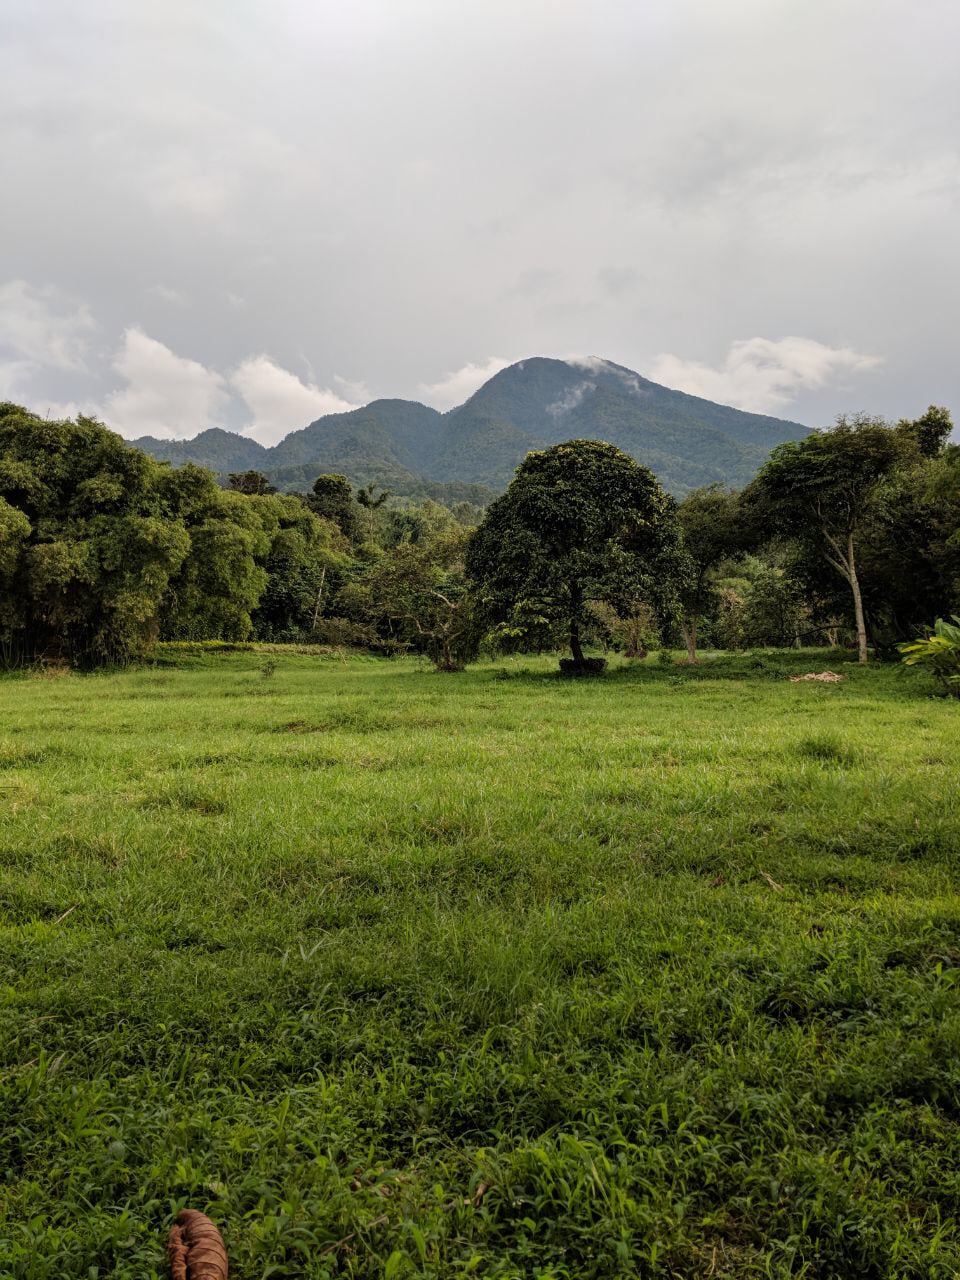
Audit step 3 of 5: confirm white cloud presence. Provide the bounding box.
[333,373,373,405]
[147,284,188,305]
[0,357,35,401]
[102,327,229,438]
[649,337,882,414]
[548,378,595,416]
[231,355,362,445]
[565,355,612,374]
[36,399,86,421]
[417,356,515,410]
[0,279,97,377]
[566,356,645,396]
[143,164,232,223]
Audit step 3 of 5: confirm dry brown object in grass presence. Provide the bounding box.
[167,1209,228,1280]
[788,671,843,683]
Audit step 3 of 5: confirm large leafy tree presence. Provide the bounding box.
[0,495,31,662]
[852,423,957,645]
[897,405,954,461]
[932,444,960,610]
[0,405,347,663]
[744,415,906,663]
[227,470,276,495]
[158,474,347,642]
[250,494,352,641]
[305,474,358,540]
[158,484,270,641]
[0,404,191,666]
[465,439,682,669]
[676,485,743,662]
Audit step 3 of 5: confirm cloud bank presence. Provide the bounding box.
[0,282,368,442]
[101,329,229,439]
[100,337,367,443]
[0,283,890,441]
[0,2,956,427]
[417,357,515,410]
[230,356,361,445]
[649,338,882,416]
[0,280,97,396]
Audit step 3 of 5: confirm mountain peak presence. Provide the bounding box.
[131,355,809,498]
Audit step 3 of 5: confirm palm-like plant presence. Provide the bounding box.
[899,616,960,697]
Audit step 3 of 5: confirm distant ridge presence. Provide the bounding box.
[132,356,809,498]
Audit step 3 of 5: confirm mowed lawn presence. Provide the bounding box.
[1,650,959,1279]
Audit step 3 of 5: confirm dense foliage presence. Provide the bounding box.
[740,409,957,661]
[899,615,960,697]
[0,406,344,665]
[466,440,683,670]
[675,484,744,663]
[744,415,910,662]
[0,404,192,666]
[1,400,957,671]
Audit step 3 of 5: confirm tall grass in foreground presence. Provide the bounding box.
[1,650,958,1278]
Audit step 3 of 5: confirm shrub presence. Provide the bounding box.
[898,616,960,697]
[585,599,660,658]
[310,616,407,655]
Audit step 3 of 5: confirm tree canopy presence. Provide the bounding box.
[745,415,908,662]
[1,396,955,672]
[0,406,344,665]
[466,439,682,669]
[306,473,358,540]
[0,404,192,665]
[675,485,744,663]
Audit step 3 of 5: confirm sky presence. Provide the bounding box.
[1,0,958,444]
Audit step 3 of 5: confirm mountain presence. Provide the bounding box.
[431,359,804,492]
[131,357,809,499]
[130,427,269,472]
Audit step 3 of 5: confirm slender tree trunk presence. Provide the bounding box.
[310,567,326,632]
[847,533,868,664]
[438,633,455,672]
[822,524,870,664]
[680,617,699,664]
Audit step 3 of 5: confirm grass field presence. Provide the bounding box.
[1,648,959,1278]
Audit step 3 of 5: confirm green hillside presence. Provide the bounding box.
[132,357,809,497]
[129,427,269,472]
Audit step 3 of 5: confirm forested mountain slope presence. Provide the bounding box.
[133,356,809,496]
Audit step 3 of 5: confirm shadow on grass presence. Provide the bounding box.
[484,648,863,686]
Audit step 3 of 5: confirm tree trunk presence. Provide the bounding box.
[570,617,586,666]
[568,583,586,667]
[680,617,699,664]
[437,633,457,672]
[847,533,868,664]
[822,525,869,664]
[310,567,326,632]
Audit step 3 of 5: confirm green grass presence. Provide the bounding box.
[1,649,958,1279]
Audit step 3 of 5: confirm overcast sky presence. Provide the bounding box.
[1,0,957,443]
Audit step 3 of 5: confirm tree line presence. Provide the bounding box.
[0,400,957,674]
